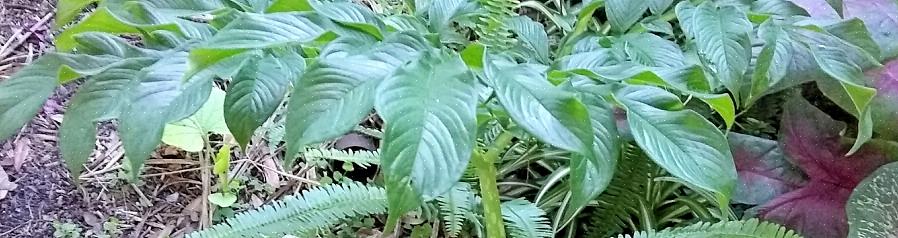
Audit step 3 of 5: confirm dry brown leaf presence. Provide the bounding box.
[0,165,18,200]
[261,156,281,188]
[12,138,30,171]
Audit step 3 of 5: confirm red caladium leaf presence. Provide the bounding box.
[756,95,893,238]
[728,133,806,205]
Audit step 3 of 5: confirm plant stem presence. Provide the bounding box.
[474,131,515,238]
[200,136,214,229]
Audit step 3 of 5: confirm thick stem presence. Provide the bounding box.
[474,153,506,238]
[200,136,214,229]
[475,131,515,238]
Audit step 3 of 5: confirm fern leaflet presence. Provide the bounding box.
[616,219,803,238]
[501,199,553,238]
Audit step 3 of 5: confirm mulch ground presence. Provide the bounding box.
[0,1,209,237]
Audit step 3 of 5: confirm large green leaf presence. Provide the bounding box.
[120,53,215,179]
[565,83,621,225]
[59,62,153,177]
[375,50,478,228]
[485,59,590,153]
[794,29,878,154]
[310,0,385,39]
[266,0,312,12]
[648,0,674,14]
[824,19,881,60]
[188,12,330,75]
[224,51,304,149]
[505,16,550,64]
[617,96,737,206]
[847,162,898,238]
[678,1,752,101]
[613,33,686,67]
[0,53,123,140]
[284,32,432,166]
[606,0,649,32]
[750,20,794,105]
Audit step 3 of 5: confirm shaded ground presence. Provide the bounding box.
[0,2,207,237]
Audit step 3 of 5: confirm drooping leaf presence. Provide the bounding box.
[678,1,752,101]
[0,53,124,140]
[224,50,304,149]
[565,83,620,224]
[617,94,737,207]
[792,28,879,154]
[161,88,230,152]
[727,133,806,205]
[284,32,432,166]
[59,62,153,178]
[757,95,893,238]
[750,20,794,104]
[375,50,478,226]
[823,19,882,61]
[847,161,898,238]
[606,0,649,33]
[505,16,550,64]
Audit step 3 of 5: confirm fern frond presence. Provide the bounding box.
[585,143,660,237]
[616,219,803,238]
[476,0,519,48]
[501,199,553,238]
[438,183,477,237]
[302,148,380,168]
[187,183,387,238]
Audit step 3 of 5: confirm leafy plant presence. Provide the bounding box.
[616,219,801,238]
[3,0,898,237]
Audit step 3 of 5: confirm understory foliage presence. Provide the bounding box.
[1,0,897,237]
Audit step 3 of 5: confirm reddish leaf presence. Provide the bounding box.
[868,60,898,140]
[757,96,893,238]
[728,133,806,205]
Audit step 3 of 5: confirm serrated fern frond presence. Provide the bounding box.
[585,143,661,237]
[501,199,553,238]
[187,183,387,238]
[302,148,380,168]
[438,183,477,237]
[616,219,803,238]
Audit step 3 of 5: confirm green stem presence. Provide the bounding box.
[475,131,515,238]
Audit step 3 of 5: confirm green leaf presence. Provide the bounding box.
[209,192,238,207]
[679,2,752,101]
[795,29,877,154]
[72,32,159,58]
[266,0,312,12]
[214,146,231,175]
[285,32,432,166]
[751,0,809,17]
[824,19,882,60]
[59,62,153,178]
[224,51,304,149]
[648,0,674,14]
[505,16,550,64]
[427,0,476,32]
[617,219,802,238]
[55,8,173,51]
[565,83,621,225]
[847,162,898,238]
[120,53,216,179]
[826,0,843,16]
[385,14,429,32]
[616,96,737,207]
[485,59,589,153]
[0,53,123,140]
[606,0,649,32]
[461,43,486,69]
[375,50,478,228]
[162,88,230,152]
[56,0,98,28]
[311,0,386,39]
[750,20,793,104]
[614,33,686,67]
[188,12,329,75]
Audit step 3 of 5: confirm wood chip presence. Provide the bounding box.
[12,138,30,171]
